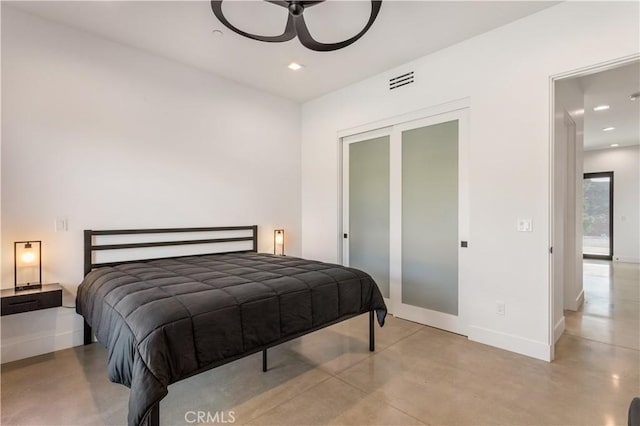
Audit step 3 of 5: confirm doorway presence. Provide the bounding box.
[551,57,639,357]
[342,107,469,335]
[582,171,614,260]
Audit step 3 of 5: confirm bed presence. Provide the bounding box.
[76,225,387,426]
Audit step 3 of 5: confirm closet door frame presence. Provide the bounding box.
[339,99,470,334]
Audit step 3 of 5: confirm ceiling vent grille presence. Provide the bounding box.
[389,72,414,90]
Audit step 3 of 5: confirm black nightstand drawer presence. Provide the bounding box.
[1,285,62,316]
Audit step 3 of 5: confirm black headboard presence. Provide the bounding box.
[84,225,258,276]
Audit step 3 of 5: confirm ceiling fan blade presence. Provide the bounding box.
[293,0,382,52]
[211,0,296,43]
[299,1,325,7]
[265,0,325,8]
[264,0,290,8]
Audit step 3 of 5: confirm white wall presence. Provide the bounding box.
[1,7,301,362]
[584,145,640,263]
[301,2,639,361]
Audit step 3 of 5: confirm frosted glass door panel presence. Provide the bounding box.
[402,120,458,314]
[349,137,390,298]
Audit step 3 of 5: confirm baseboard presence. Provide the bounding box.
[554,316,565,343]
[468,326,552,362]
[564,288,584,312]
[575,289,584,309]
[613,256,640,264]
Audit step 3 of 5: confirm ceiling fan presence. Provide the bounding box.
[210,0,382,52]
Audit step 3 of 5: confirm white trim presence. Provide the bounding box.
[575,289,585,310]
[550,54,640,82]
[563,111,578,314]
[554,316,565,344]
[548,72,556,351]
[468,326,552,362]
[337,135,344,263]
[341,127,393,144]
[383,297,392,315]
[614,256,640,264]
[396,304,466,336]
[337,97,470,139]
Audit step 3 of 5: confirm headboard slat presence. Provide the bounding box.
[93,237,254,251]
[84,226,258,276]
[90,226,254,235]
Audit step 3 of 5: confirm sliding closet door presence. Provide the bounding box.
[402,121,459,314]
[341,109,468,334]
[342,130,391,298]
[393,110,469,334]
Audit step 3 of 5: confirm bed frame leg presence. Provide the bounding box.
[369,310,375,352]
[262,349,267,372]
[149,403,159,426]
[84,320,93,345]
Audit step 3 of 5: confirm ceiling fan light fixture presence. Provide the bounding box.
[210,0,382,52]
[288,1,304,16]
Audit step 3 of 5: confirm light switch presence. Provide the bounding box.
[517,218,532,232]
[55,217,68,232]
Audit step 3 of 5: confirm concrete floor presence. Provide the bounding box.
[565,260,640,351]
[2,262,639,425]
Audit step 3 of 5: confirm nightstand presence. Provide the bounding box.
[1,284,63,316]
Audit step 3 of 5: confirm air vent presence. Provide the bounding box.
[389,71,414,90]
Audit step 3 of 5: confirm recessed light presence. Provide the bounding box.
[630,92,640,101]
[287,62,304,71]
[593,105,610,111]
[602,127,615,132]
[610,144,619,147]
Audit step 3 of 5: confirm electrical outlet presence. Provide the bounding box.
[517,218,532,232]
[496,301,506,316]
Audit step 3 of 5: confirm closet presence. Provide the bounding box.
[342,108,469,334]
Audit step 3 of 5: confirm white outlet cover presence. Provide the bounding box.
[517,218,532,232]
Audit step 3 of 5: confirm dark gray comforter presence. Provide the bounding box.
[76,252,387,426]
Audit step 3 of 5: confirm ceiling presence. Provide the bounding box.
[6,0,558,102]
[579,62,640,151]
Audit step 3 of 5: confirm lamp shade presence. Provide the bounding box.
[14,241,42,291]
[274,229,285,256]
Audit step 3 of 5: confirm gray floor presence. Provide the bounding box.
[2,262,639,425]
[565,259,639,350]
